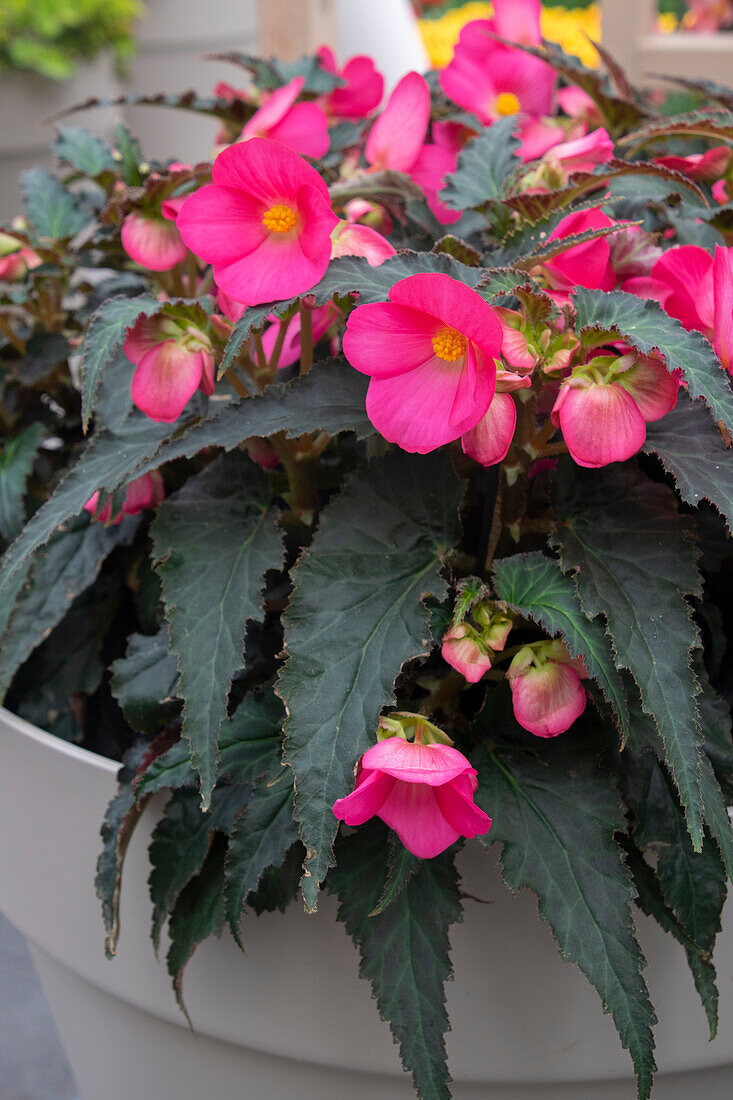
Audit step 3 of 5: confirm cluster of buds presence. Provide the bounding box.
[441,592,512,683]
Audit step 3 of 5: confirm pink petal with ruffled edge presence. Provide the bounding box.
[461,391,517,466]
[360,737,475,786]
[121,213,188,272]
[365,71,430,171]
[332,768,395,825]
[553,381,646,468]
[410,143,460,225]
[618,355,679,421]
[510,659,586,738]
[713,244,733,373]
[130,341,204,422]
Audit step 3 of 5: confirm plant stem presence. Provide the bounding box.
[299,304,313,375]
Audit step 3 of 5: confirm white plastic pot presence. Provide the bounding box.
[0,704,732,1099]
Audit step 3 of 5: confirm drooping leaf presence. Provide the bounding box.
[149,783,247,949]
[166,835,227,1023]
[79,295,158,431]
[473,739,657,1099]
[280,450,463,911]
[150,453,284,810]
[440,117,522,212]
[110,627,181,734]
[621,109,733,152]
[329,822,462,1100]
[0,423,45,542]
[134,689,284,799]
[54,125,116,176]
[552,468,705,850]
[0,514,138,700]
[644,393,733,534]
[493,551,629,738]
[573,287,733,440]
[113,123,144,187]
[224,768,298,946]
[20,168,90,240]
[245,843,303,915]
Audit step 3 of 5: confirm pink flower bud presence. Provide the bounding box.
[507,641,587,738]
[85,471,165,525]
[124,312,215,423]
[441,623,492,683]
[330,220,395,265]
[121,212,188,272]
[332,734,491,858]
[0,232,41,280]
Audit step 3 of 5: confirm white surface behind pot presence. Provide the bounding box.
[1,705,732,1099]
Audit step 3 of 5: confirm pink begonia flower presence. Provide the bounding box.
[461,392,517,467]
[552,351,679,468]
[261,302,342,370]
[239,76,329,159]
[557,86,603,129]
[317,46,384,119]
[176,138,339,305]
[518,118,568,164]
[650,245,715,338]
[507,641,587,738]
[440,49,555,127]
[85,471,165,525]
[441,623,492,683]
[713,244,733,373]
[343,198,393,235]
[684,0,733,32]
[534,209,617,297]
[330,219,396,264]
[541,128,614,174]
[332,736,491,858]
[364,72,459,225]
[121,211,188,272]
[489,0,542,46]
[342,273,502,453]
[124,312,215,423]
[0,232,40,281]
[654,147,731,183]
[608,225,664,283]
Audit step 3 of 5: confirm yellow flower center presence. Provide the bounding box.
[262,203,297,233]
[432,326,467,362]
[495,91,521,117]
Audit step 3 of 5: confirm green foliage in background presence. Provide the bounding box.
[0,0,145,81]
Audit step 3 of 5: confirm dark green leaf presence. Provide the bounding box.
[166,835,227,1023]
[492,551,629,739]
[474,741,656,1099]
[224,769,298,946]
[114,123,143,187]
[245,843,303,915]
[20,168,89,240]
[574,287,733,441]
[280,451,462,911]
[13,332,70,385]
[0,423,44,542]
[329,822,462,1100]
[134,689,284,799]
[644,393,733,534]
[0,514,138,699]
[110,627,180,733]
[151,453,284,810]
[621,110,733,151]
[149,783,247,949]
[80,295,158,431]
[552,469,705,849]
[54,125,116,176]
[440,117,522,212]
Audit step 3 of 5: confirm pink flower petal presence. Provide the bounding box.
[121,213,188,272]
[461,391,517,466]
[330,55,384,119]
[434,776,492,837]
[332,768,395,825]
[388,273,503,359]
[713,244,733,373]
[510,659,587,738]
[130,341,203,422]
[296,183,340,260]
[241,77,305,139]
[618,355,679,422]
[342,301,440,379]
[365,71,430,171]
[361,737,475,787]
[410,143,461,225]
[330,222,395,265]
[491,0,542,45]
[268,101,330,159]
[651,245,714,335]
[176,185,268,267]
[212,137,332,208]
[378,781,463,858]
[554,381,646,468]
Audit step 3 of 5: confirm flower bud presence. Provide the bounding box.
[441,622,492,683]
[85,471,165,525]
[506,641,587,738]
[121,211,188,272]
[124,310,215,423]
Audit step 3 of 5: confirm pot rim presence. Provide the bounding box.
[0,704,118,775]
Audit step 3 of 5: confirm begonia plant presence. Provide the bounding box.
[2,4,733,1096]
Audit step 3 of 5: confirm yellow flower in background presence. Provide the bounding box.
[418,3,679,70]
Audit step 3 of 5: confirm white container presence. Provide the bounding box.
[0,704,732,1099]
